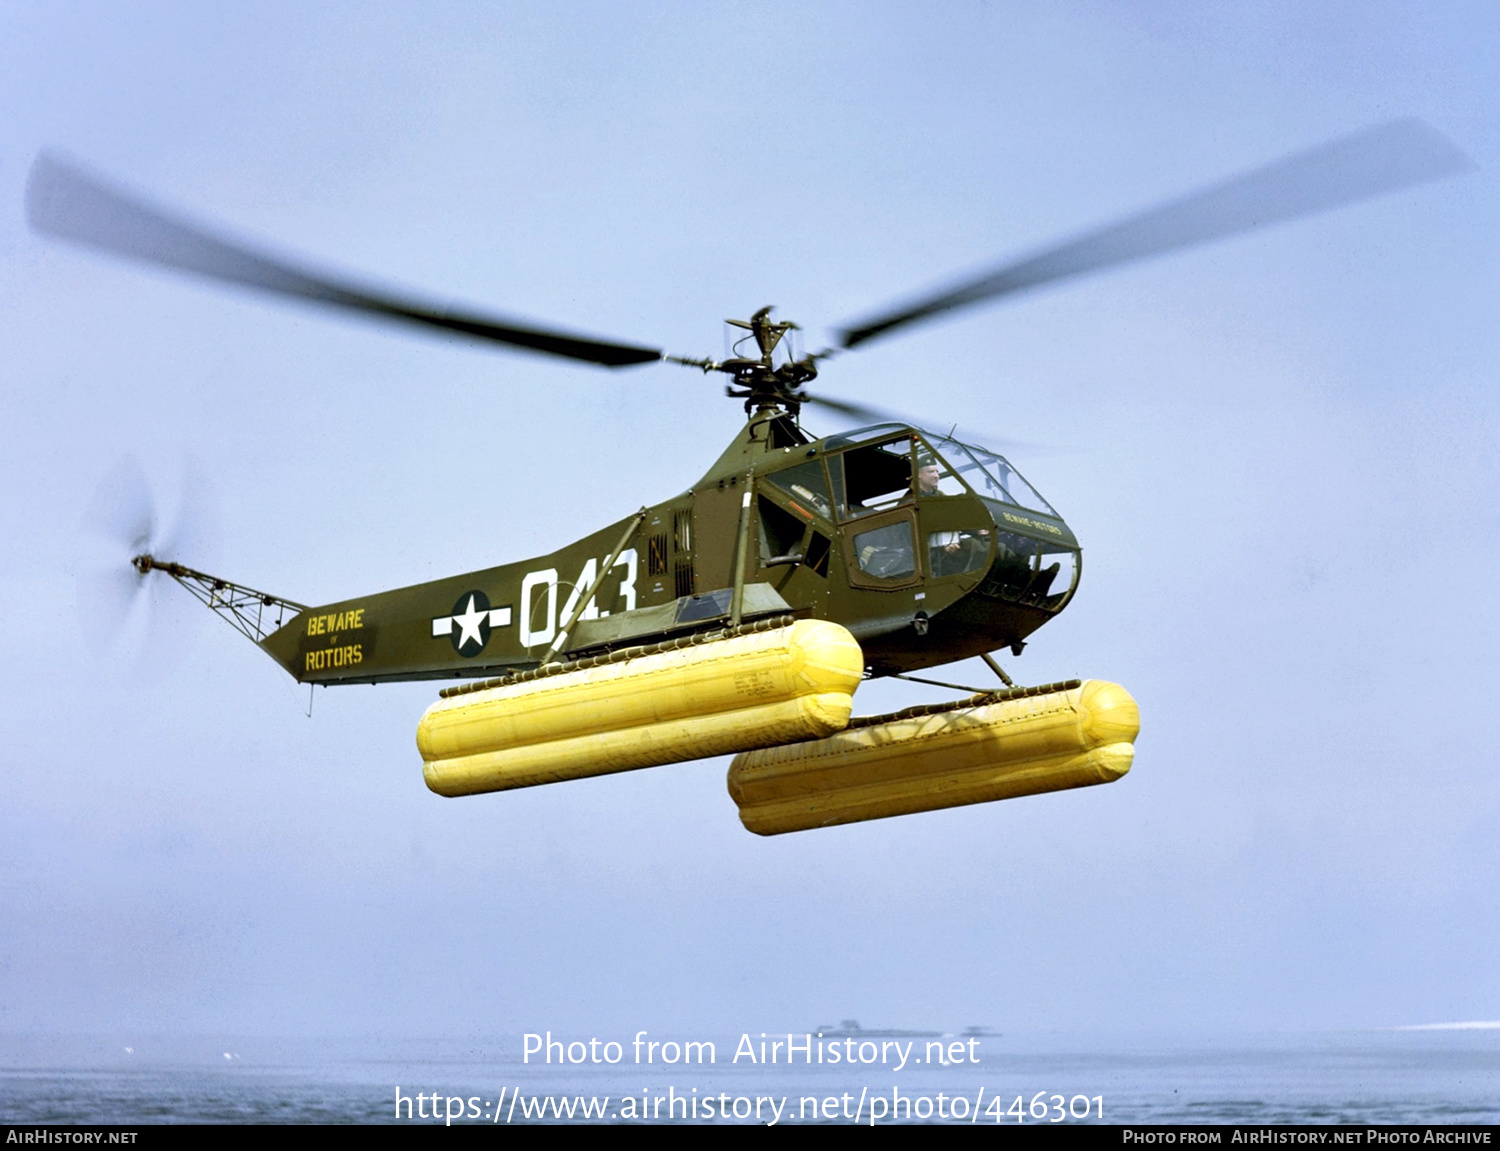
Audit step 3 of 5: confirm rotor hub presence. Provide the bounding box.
[669,306,822,416]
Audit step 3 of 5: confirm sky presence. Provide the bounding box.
[0,2,1496,1045]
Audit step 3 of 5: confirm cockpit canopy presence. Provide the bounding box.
[763,423,1080,614]
[817,423,1059,520]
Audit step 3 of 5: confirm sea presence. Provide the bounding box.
[3,1028,1498,1126]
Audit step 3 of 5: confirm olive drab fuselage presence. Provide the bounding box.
[46,129,1465,693]
[47,126,1460,826]
[52,129,1462,699]
[258,413,1082,685]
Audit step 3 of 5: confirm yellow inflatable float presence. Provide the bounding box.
[727,678,1138,835]
[419,618,863,796]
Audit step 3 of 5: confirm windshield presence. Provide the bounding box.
[814,423,1060,519]
[924,434,1057,517]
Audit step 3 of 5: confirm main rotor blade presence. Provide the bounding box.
[802,392,910,425]
[27,154,663,368]
[804,392,1049,454]
[838,119,1473,349]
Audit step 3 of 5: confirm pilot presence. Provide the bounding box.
[917,454,989,574]
[917,459,945,497]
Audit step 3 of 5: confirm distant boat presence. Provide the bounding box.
[815,1019,1000,1039]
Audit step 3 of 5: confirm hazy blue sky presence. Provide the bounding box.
[1,2,1496,1042]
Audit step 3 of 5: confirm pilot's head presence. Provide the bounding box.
[917,459,942,494]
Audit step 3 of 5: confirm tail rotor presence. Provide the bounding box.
[78,454,219,659]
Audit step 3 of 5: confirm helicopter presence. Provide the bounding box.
[29,119,1470,834]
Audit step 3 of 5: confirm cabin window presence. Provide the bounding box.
[804,531,831,578]
[830,438,913,520]
[852,521,916,580]
[927,528,992,578]
[762,460,833,520]
[757,496,807,564]
[980,531,1079,610]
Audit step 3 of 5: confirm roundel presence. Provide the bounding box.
[448,590,493,656]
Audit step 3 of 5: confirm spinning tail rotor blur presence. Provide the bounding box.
[79,455,220,664]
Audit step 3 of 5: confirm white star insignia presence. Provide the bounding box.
[452,594,488,651]
[431,596,512,650]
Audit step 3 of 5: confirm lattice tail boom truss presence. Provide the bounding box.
[133,555,306,644]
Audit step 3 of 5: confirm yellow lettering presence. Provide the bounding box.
[303,637,364,675]
[321,643,364,668]
[310,608,365,633]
